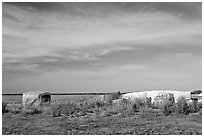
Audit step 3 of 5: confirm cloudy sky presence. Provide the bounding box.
[2,2,202,93]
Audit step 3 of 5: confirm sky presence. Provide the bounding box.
[2,2,202,93]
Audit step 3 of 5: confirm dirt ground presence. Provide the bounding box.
[2,112,202,135]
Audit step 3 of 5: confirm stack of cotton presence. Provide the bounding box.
[122,90,192,103]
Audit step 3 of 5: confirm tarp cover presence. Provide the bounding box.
[122,90,191,103]
[23,91,51,106]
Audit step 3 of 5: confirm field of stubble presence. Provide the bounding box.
[2,95,202,135]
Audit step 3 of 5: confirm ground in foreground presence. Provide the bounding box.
[2,111,202,135]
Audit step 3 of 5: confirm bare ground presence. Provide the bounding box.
[2,112,202,135]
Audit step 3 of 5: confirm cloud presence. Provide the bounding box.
[156,52,201,68]
[2,2,202,92]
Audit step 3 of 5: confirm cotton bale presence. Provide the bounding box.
[122,90,192,104]
[153,92,174,107]
[122,92,147,101]
[22,91,51,108]
[122,92,152,106]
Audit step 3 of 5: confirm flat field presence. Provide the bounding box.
[2,94,202,135]
[2,107,202,134]
[2,111,202,135]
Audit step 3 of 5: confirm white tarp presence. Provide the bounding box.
[122,90,191,103]
[22,91,51,107]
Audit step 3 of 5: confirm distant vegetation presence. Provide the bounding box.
[191,90,202,94]
[2,92,125,96]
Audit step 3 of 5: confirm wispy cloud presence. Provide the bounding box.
[2,2,202,92]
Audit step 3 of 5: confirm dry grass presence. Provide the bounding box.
[2,94,202,135]
[2,110,202,135]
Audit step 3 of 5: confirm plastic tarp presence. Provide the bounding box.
[22,91,51,106]
[122,90,192,103]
